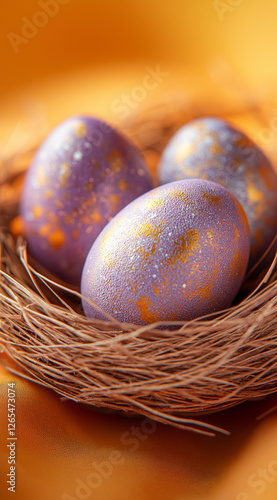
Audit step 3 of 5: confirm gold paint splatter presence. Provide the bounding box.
[202,191,221,204]
[48,228,65,250]
[36,166,47,187]
[106,149,123,172]
[235,136,253,150]
[175,143,195,162]
[72,229,79,240]
[38,223,52,237]
[247,181,264,219]
[54,199,63,209]
[133,222,155,238]
[90,212,102,224]
[32,206,42,218]
[136,296,157,324]
[230,157,242,170]
[75,122,87,137]
[170,189,192,204]
[44,189,53,199]
[59,163,70,187]
[104,254,115,269]
[64,215,72,224]
[118,179,128,191]
[144,197,164,211]
[197,281,214,300]
[166,229,200,267]
[209,141,223,155]
[258,163,275,189]
[109,194,119,211]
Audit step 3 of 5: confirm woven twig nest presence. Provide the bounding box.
[1,93,277,436]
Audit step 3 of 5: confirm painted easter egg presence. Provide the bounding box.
[157,117,277,268]
[19,115,153,285]
[81,179,250,324]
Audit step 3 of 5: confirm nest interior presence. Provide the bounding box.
[1,95,277,435]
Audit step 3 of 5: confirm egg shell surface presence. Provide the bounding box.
[19,115,153,285]
[157,117,277,268]
[81,179,250,325]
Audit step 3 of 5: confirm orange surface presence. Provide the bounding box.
[0,360,277,500]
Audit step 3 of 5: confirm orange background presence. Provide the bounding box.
[1,0,277,137]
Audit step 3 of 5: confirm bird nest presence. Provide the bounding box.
[1,93,277,436]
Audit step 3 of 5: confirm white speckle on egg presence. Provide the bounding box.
[73,151,83,160]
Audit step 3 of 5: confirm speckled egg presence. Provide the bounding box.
[81,179,250,325]
[19,115,153,285]
[157,117,277,268]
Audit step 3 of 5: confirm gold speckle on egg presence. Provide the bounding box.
[235,136,253,150]
[104,254,115,269]
[144,197,164,211]
[175,143,195,162]
[38,223,52,237]
[108,194,120,211]
[106,149,123,172]
[72,228,79,240]
[85,182,93,192]
[75,122,87,137]
[136,296,157,324]
[209,141,224,155]
[118,179,128,191]
[59,163,70,187]
[133,221,155,238]
[167,229,200,267]
[36,166,47,187]
[90,211,102,224]
[202,191,221,205]
[247,180,264,219]
[170,189,192,204]
[54,199,63,209]
[44,189,53,199]
[32,205,42,218]
[258,163,275,189]
[230,157,242,170]
[64,214,72,224]
[47,228,65,250]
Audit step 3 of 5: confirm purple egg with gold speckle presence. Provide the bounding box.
[81,179,250,325]
[157,117,277,268]
[19,115,153,285]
